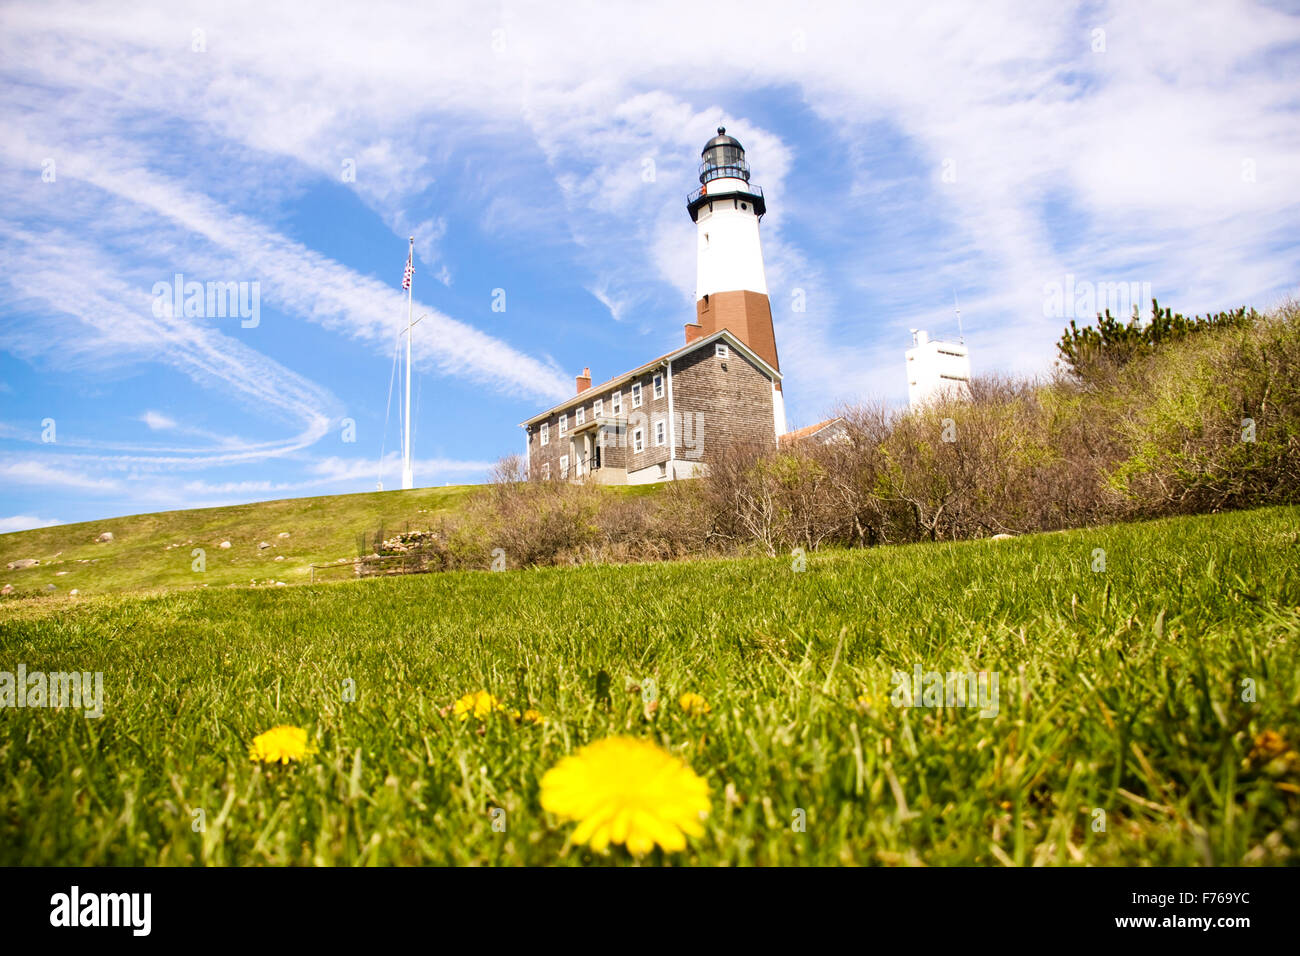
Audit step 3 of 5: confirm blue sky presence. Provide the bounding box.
[2,0,1299,530]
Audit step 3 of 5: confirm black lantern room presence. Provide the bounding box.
[699,127,749,184]
[688,127,765,221]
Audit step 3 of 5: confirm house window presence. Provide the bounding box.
[559,413,567,435]
[560,454,569,479]
[632,428,644,454]
[716,342,728,359]
[654,419,666,446]
[631,383,642,408]
[576,406,585,426]
[542,462,551,481]
[611,390,622,415]
[593,398,603,417]
[540,423,549,446]
[653,374,664,399]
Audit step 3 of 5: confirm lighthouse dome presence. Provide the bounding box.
[702,127,743,154]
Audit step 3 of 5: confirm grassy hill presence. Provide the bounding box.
[0,486,478,595]
[1,504,1297,865]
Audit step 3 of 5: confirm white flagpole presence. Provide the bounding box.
[402,236,414,490]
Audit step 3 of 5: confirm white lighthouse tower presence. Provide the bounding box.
[685,128,785,435]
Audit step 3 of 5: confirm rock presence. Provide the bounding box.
[55,571,68,576]
[991,533,1014,540]
[274,555,284,561]
[69,588,79,596]
[278,532,290,538]
[95,531,114,543]
[219,541,232,549]
[274,581,286,586]
[44,584,56,591]
[1,584,13,595]
[258,541,270,550]
[7,558,38,570]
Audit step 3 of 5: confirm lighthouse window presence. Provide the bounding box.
[560,455,569,479]
[631,383,643,409]
[559,413,567,435]
[632,428,645,454]
[611,390,622,415]
[540,423,549,446]
[593,398,603,416]
[575,406,585,426]
[715,343,729,359]
[654,419,666,446]
[653,374,664,399]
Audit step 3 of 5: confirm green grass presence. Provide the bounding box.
[0,486,477,595]
[1,505,1298,865]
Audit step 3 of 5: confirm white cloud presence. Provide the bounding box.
[0,459,122,492]
[0,515,62,533]
[141,411,177,431]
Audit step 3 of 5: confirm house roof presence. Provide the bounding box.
[519,329,781,427]
[778,417,846,445]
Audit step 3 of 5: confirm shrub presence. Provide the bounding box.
[421,301,1299,572]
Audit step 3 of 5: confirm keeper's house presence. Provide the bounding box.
[520,128,788,485]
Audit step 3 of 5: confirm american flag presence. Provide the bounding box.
[402,251,413,291]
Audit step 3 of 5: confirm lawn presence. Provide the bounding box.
[0,485,477,595]
[1,504,1297,865]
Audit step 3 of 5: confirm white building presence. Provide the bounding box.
[906,329,971,408]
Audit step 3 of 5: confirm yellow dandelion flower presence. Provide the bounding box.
[453,690,505,721]
[1249,730,1287,761]
[1245,729,1300,776]
[678,692,711,716]
[518,708,543,724]
[248,725,316,764]
[540,735,710,856]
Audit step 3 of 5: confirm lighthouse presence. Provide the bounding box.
[686,127,785,435]
[521,128,791,482]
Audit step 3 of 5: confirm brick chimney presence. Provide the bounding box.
[575,367,592,394]
[684,322,703,344]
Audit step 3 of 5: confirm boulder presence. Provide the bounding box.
[258,541,270,550]
[219,541,232,549]
[1,584,13,595]
[7,558,38,570]
[278,532,291,538]
[991,533,1014,540]
[95,531,114,543]
[69,589,79,596]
